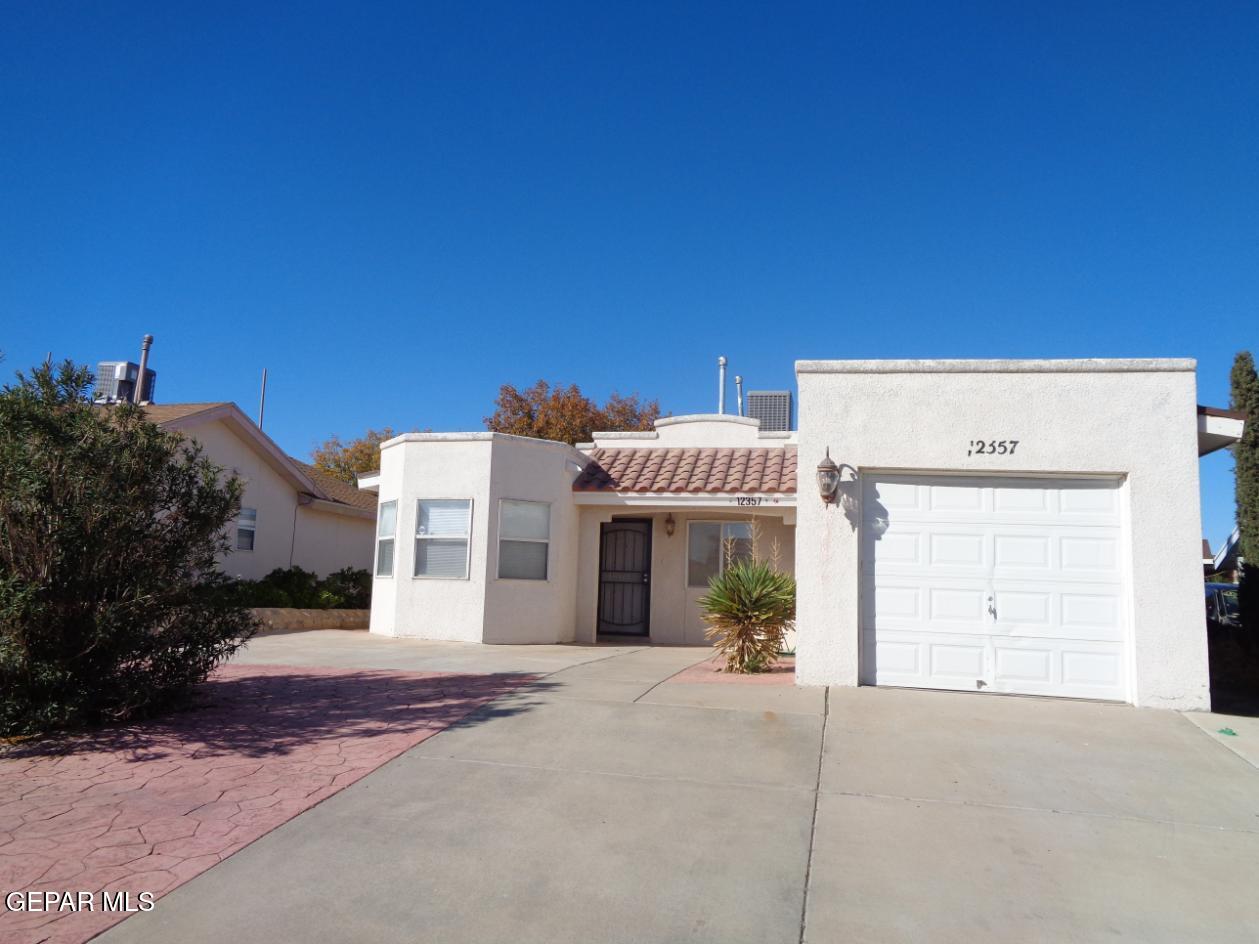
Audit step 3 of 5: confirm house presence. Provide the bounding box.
[144,403,376,579]
[1208,527,1243,583]
[359,358,1245,710]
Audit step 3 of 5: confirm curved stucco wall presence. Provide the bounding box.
[793,361,1208,709]
[370,434,584,643]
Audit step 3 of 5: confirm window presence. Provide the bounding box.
[498,500,550,580]
[415,499,472,579]
[687,521,753,587]
[1221,588,1241,621]
[236,508,257,551]
[376,501,397,577]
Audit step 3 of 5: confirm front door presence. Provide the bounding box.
[598,519,652,637]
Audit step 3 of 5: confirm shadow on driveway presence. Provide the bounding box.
[0,663,548,944]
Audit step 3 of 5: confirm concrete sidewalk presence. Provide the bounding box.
[98,633,1259,944]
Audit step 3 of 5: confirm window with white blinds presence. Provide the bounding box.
[498,499,550,580]
[236,508,257,551]
[415,499,472,579]
[376,501,397,577]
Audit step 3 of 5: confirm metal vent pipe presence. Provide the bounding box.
[134,334,153,403]
[717,356,727,414]
[735,375,744,416]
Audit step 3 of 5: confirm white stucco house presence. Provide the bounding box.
[145,403,376,579]
[360,359,1245,711]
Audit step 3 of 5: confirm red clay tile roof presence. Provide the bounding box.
[574,447,797,494]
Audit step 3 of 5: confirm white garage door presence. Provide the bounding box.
[861,474,1129,701]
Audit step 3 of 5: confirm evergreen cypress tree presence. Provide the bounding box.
[1230,351,1259,628]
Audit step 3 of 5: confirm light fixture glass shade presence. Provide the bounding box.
[816,448,841,502]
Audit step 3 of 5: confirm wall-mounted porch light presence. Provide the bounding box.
[664,512,676,537]
[816,448,841,504]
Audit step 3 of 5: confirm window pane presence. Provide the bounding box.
[239,507,257,524]
[688,523,721,587]
[499,539,547,580]
[416,538,468,578]
[236,528,255,551]
[418,499,470,537]
[376,538,395,577]
[1222,590,1241,620]
[378,501,397,538]
[500,500,549,540]
[723,522,754,567]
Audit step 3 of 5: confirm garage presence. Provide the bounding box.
[860,474,1129,701]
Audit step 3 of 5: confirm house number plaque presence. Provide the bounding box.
[967,440,1020,456]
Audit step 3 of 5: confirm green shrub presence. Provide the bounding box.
[699,558,796,673]
[229,566,371,610]
[0,362,257,736]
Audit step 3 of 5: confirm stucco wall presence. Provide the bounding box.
[370,433,584,643]
[292,504,374,576]
[793,359,1208,710]
[590,414,795,450]
[370,437,495,641]
[481,438,584,643]
[181,420,303,581]
[574,508,795,645]
[174,418,373,580]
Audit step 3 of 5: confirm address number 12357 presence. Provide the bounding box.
[968,440,1019,456]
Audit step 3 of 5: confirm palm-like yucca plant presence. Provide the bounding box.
[698,525,796,673]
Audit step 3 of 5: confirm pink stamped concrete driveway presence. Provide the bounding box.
[0,663,533,944]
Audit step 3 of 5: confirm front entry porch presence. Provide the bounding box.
[576,502,796,645]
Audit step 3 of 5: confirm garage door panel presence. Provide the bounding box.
[862,474,1128,702]
[928,588,986,623]
[927,483,984,511]
[992,485,1050,513]
[1057,485,1120,517]
[1059,535,1120,574]
[870,480,923,511]
[993,646,1053,684]
[928,533,986,567]
[930,643,986,679]
[993,534,1050,568]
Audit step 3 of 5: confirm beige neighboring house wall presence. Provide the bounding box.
[144,403,375,580]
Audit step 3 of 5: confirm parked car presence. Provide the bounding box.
[1205,582,1242,630]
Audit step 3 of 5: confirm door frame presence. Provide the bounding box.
[596,517,654,638]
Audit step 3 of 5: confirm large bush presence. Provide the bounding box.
[0,362,257,735]
[230,566,371,609]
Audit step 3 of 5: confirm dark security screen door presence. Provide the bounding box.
[597,520,652,636]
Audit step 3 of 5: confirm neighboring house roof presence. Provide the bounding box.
[1203,539,1213,564]
[1197,404,1247,457]
[293,461,379,511]
[1213,528,1241,572]
[574,446,798,494]
[137,402,232,425]
[127,402,375,518]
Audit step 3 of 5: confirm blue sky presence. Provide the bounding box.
[1,2,1254,547]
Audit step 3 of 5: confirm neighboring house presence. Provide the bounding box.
[360,358,1245,711]
[144,403,376,579]
[1209,527,1243,583]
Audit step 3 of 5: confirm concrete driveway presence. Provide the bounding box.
[98,630,1259,944]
